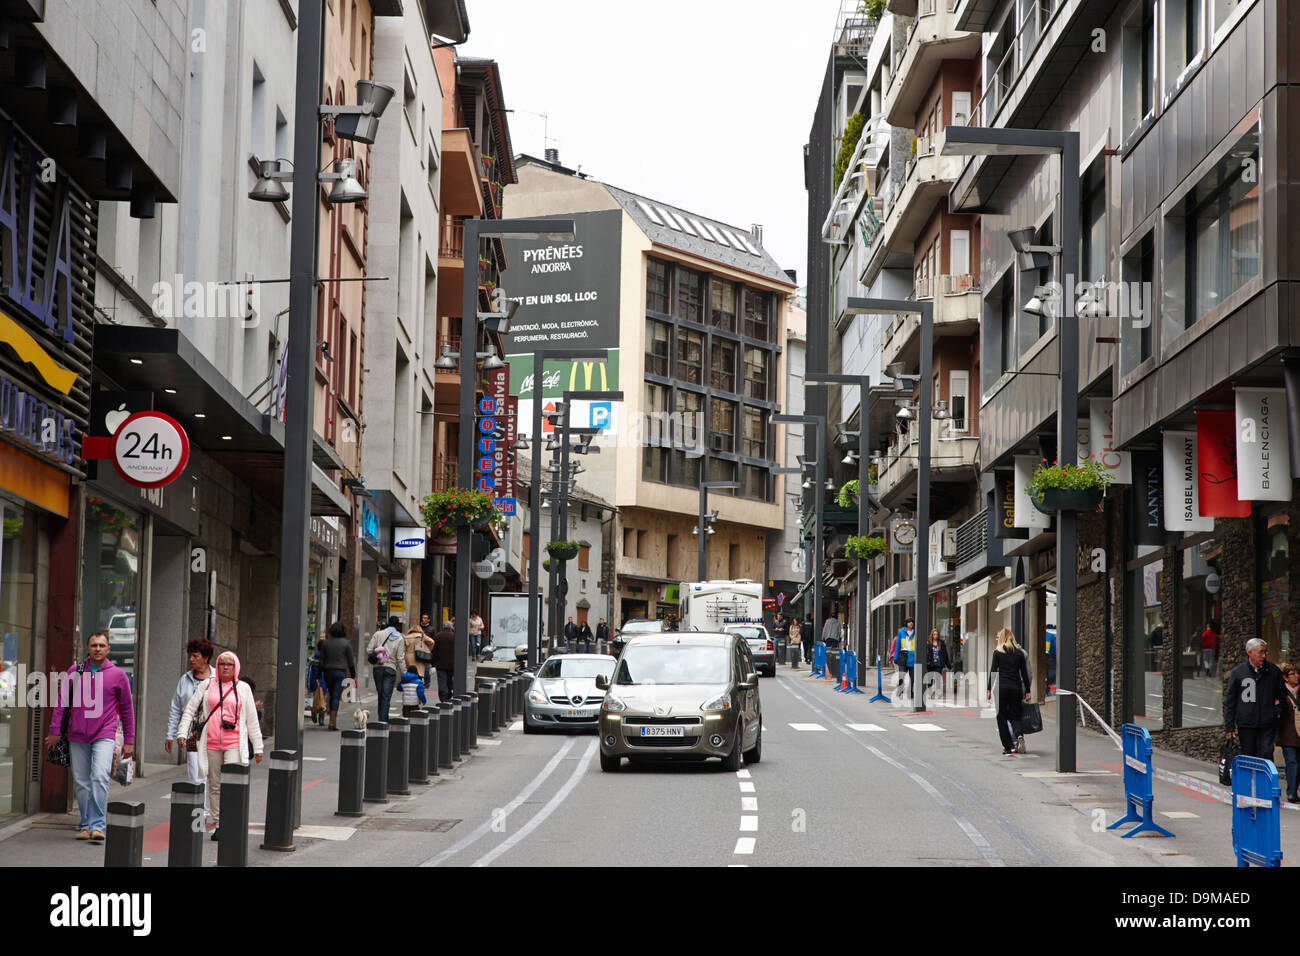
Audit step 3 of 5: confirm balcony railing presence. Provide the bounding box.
[941,273,977,295]
[967,0,1064,126]
[440,216,465,259]
[954,508,987,567]
[432,459,459,492]
[913,275,933,300]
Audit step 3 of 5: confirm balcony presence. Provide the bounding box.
[833,1,878,60]
[882,0,979,127]
[877,418,980,508]
[880,272,981,370]
[441,128,485,218]
[431,457,459,493]
[862,133,965,280]
[953,507,994,582]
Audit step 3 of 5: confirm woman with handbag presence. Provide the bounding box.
[1278,662,1300,803]
[986,628,1031,756]
[165,638,214,818]
[176,651,264,841]
[405,627,435,684]
[923,629,950,702]
[366,617,406,723]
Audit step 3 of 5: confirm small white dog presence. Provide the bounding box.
[352,708,371,729]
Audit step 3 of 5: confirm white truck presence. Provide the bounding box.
[679,580,774,675]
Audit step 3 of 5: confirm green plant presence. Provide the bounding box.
[546,539,580,556]
[835,479,860,509]
[1025,458,1112,506]
[910,134,918,157]
[833,112,867,191]
[420,489,502,535]
[845,535,886,560]
[858,0,886,22]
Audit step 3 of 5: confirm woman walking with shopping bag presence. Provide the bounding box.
[987,628,1031,756]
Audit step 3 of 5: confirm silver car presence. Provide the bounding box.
[724,624,776,677]
[596,632,762,772]
[524,653,617,733]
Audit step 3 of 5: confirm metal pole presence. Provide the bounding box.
[915,302,933,712]
[529,351,544,668]
[454,219,482,696]
[271,0,325,841]
[814,420,824,649]
[859,377,870,664]
[1057,133,1081,773]
[558,414,572,632]
[548,424,562,645]
[698,485,707,581]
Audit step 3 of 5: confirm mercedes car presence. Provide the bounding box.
[524,653,617,733]
[596,632,762,772]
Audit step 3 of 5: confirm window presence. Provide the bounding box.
[710,280,736,332]
[1080,159,1107,285]
[349,331,358,408]
[1120,232,1155,375]
[644,382,669,444]
[676,388,703,449]
[403,68,417,132]
[949,370,969,432]
[676,329,703,385]
[275,109,288,163]
[1211,0,1252,40]
[677,268,705,323]
[645,319,670,376]
[1126,549,1165,730]
[623,528,636,557]
[1122,1,1157,136]
[251,64,266,158]
[710,340,736,393]
[742,288,771,341]
[1163,126,1260,339]
[666,534,679,579]
[742,407,767,459]
[740,464,768,501]
[1178,535,1223,727]
[983,269,1015,387]
[949,229,971,285]
[742,347,769,401]
[672,451,702,487]
[1020,218,1053,354]
[710,398,737,453]
[349,0,358,64]
[646,258,669,313]
[708,459,737,492]
[360,26,367,76]
[643,445,667,482]
[1164,0,1202,99]
[578,545,590,571]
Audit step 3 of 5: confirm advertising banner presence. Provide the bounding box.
[1234,387,1291,501]
[1088,400,1131,484]
[1130,452,1165,547]
[1161,430,1214,531]
[994,470,1027,539]
[1013,455,1051,530]
[489,592,539,655]
[1196,410,1251,517]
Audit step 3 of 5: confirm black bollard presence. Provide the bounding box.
[104,800,145,868]
[261,749,298,852]
[477,680,495,737]
[336,730,365,816]
[515,673,525,716]
[364,721,389,803]
[168,782,205,867]
[440,701,457,765]
[467,693,479,750]
[217,763,251,868]
[457,695,474,753]
[425,707,440,776]
[506,676,518,720]
[408,710,429,784]
[493,681,507,731]
[448,701,463,761]
[386,716,411,795]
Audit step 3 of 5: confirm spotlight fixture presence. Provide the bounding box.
[480,344,506,370]
[317,340,334,362]
[326,158,367,203]
[896,404,915,421]
[434,345,458,371]
[842,449,859,465]
[248,159,292,203]
[933,400,950,421]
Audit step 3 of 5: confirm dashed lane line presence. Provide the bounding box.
[734,837,756,855]
[739,781,755,793]
[788,722,827,731]
[904,723,946,732]
[741,797,758,811]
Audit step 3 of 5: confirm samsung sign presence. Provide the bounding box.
[394,526,426,560]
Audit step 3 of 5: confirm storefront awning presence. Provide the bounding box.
[870,579,916,612]
[790,578,816,607]
[994,584,1030,613]
[956,575,993,608]
[927,570,955,594]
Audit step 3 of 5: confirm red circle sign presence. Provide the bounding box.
[110,410,191,488]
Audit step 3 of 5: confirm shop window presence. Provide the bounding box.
[1127,548,1164,731]
[1177,535,1223,728]
[81,497,144,691]
[1260,514,1290,664]
[0,501,36,819]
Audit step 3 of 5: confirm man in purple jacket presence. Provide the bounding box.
[44,630,135,843]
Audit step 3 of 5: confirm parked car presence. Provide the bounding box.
[107,613,136,666]
[525,653,616,733]
[723,623,776,677]
[596,632,762,772]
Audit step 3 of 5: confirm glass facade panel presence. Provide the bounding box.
[1260,515,1290,665]
[743,347,769,401]
[677,268,705,323]
[1127,552,1164,731]
[645,319,670,376]
[743,288,771,341]
[646,258,669,313]
[82,496,143,691]
[710,398,736,452]
[676,330,703,385]
[710,280,736,332]
[0,500,37,820]
[1179,537,1223,728]
[710,341,736,393]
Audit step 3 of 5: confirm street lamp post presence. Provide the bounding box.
[845,298,932,711]
[456,218,575,695]
[940,126,1081,772]
[527,350,608,667]
[806,375,872,665]
[697,481,739,580]
[773,414,826,643]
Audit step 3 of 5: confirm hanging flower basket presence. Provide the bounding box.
[845,535,886,560]
[420,489,501,535]
[546,540,579,561]
[1026,459,1110,515]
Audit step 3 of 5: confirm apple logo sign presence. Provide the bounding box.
[104,403,130,435]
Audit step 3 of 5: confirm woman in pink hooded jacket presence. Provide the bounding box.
[176,651,263,840]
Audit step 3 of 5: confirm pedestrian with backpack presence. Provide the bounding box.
[987,628,1031,756]
[366,617,406,723]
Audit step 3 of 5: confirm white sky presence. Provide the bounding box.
[460,0,846,287]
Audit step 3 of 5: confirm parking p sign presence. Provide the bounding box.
[590,401,612,429]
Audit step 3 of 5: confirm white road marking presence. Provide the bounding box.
[847,723,886,732]
[472,740,598,867]
[294,825,355,841]
[510,721,522,731]
[1161,811,1199,819]
[739,781,756,793]
[476,739,503,746]
[742,797,758,811]
[788,722,827,731]
[302,756,328,762]
[739,816,758,832]
[419,736,578,867]
[727,864,748,867]
[734,837,756,854]
[904,723,945,732]
[736,769,751,779]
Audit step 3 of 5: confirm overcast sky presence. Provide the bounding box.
[460,0,846,289]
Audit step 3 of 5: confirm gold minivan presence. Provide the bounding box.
[595,632,762,772]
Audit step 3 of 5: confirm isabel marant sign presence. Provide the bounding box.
[1162,430,1214,532]
[1234,386,1291,501]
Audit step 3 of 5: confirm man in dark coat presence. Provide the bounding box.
[1225,637,1284,759]
[595,618,611,649]
[433,625,457,703]
[577,620,594,652]
[563,616,578,646]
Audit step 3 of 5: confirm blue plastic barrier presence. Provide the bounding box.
[1231,755,1282,867]
[1106,724,1174,839]
[869,655,890,703]
[807,642,826,679]
[835,650,865,693]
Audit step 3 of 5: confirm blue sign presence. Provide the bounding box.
[360,500,380,550]
[493,497,517,516]
[590,402,612,429]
